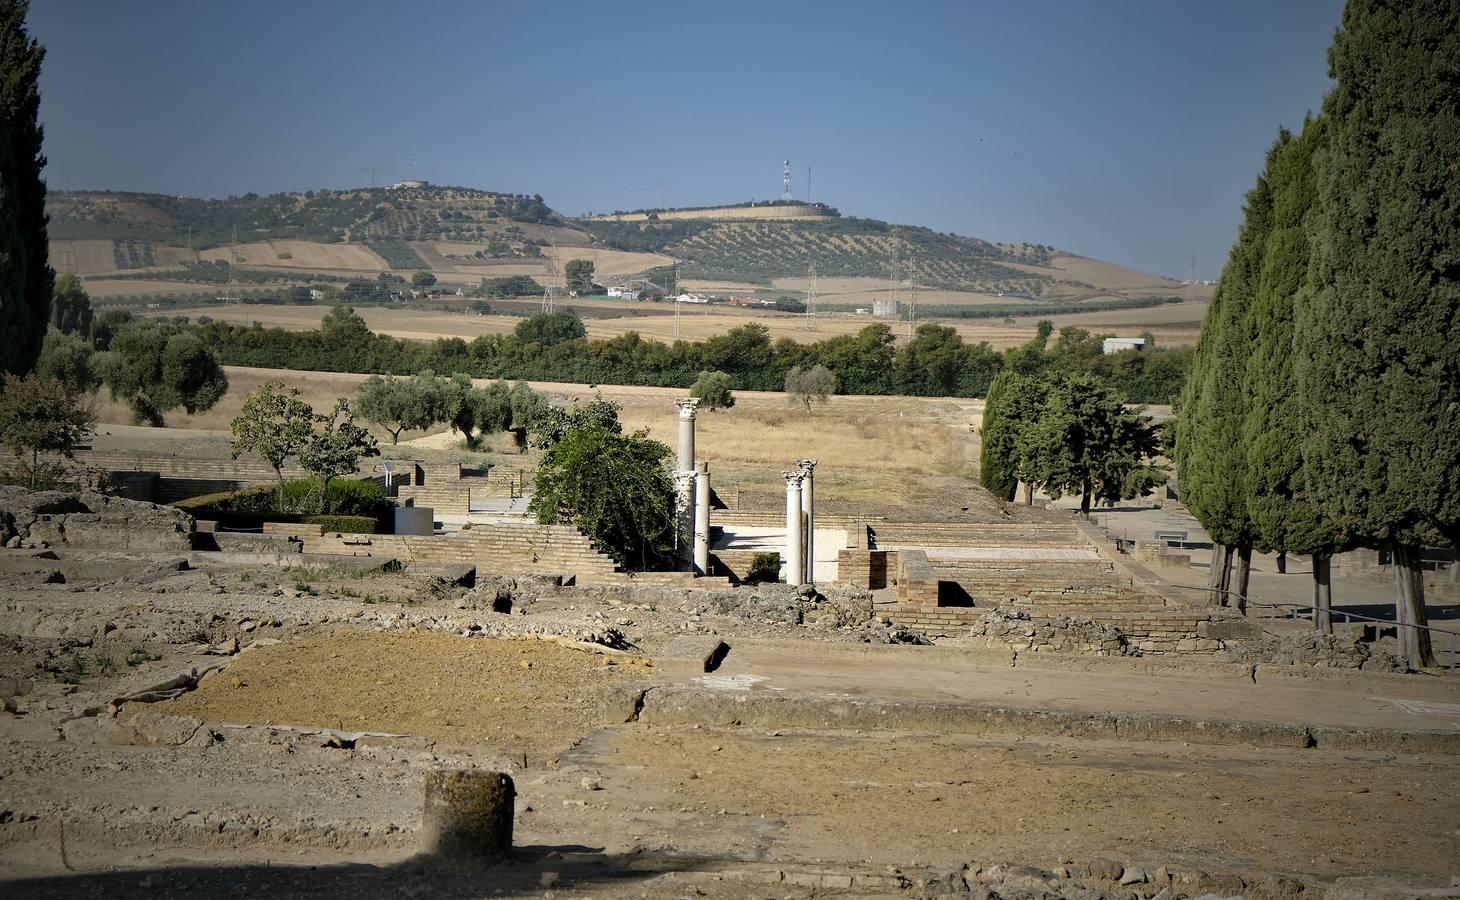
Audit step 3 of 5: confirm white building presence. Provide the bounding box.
[1101,337,1147,354]
[607,286,641,300]
[676,292,710,304]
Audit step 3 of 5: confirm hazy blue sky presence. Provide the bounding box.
[28,0,1343,279]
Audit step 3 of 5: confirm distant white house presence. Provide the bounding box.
[393,179,429,189]
[607,286,641,300]
[676,292,710,304]
[1101,337,1147,354]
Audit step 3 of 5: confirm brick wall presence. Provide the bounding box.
[303,523,623,581]
[837,549,890,589]
[894,550,940,607]
[868,522,1082,549]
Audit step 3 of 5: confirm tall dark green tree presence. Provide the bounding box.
[564,259,595,294]
[1240,117,1345,630]
[49,274,92,337]
[1295,0,1459,669]
[0,0,51,376]
[1016,373,1162,516]
[978,369,1019,501]
[979,370,1052,505]
[1177,138,1281,607]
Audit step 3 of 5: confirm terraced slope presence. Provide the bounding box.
[584,216,1059,293]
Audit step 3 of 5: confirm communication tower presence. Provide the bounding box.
[804,261,818,330]
[907,265,919,339]
[782,160,792,201]
[541,236,560,313]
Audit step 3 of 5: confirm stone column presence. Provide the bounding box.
[797,459,817,584]
[673,398,700,569]
[675,398,700,472]
[673,469,696,568]
[694,463,711,576]
[421,769,514,859]
[784,470,804,588]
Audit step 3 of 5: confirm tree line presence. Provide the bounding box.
[183,306,1189,405]
[1174,0,1457,670]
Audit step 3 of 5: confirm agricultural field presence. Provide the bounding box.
[162,296,1208,350]
[50,239,122,275]
[197,239,389,273]
[91,364,988,519]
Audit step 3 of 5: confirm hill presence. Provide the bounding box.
[46,187,1201,308]
[48,186,563,265]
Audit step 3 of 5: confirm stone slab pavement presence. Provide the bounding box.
[678,638,1460,735]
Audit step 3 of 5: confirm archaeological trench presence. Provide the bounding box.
[1,401,1458,899]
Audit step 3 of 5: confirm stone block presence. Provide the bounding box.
[1198,619,1266,640]
[656,636,730,676]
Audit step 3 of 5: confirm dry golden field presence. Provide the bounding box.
[83,279,232,299]
[164,297,1207,349]
[94,365,989,517]
[198,239,390,272]
[50,239,119,275]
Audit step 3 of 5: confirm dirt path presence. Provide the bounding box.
[541,727,1460,884]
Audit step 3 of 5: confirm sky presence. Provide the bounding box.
[27,0,1344,280]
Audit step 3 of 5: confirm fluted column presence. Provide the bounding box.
[673,398,700,569]
[694,463,711,576]
[784,470,804,588]
[797,458,817,583]
[673,470,695,568]
[675,398,699,472]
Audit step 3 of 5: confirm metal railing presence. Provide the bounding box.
[1171,582,1459,672]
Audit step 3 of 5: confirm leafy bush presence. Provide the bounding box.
[689,370,735,409]
[745,552,782,584]
[303,514,380,534]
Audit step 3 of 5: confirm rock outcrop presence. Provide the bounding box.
[0,487,194,551]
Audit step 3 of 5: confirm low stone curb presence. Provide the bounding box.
[637,684,1460,754]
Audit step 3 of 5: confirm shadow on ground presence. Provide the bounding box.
[2,844,721,899]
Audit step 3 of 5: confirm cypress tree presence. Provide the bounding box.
[0,0,51,376]
[1241,117,1346,631]
[1295,0,1460,669]
[978,368,1018,501]
[1176,140,1281,607]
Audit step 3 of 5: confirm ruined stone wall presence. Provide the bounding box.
[868,522,1081,549]
[304,524,622,581]
[0,487,193,551]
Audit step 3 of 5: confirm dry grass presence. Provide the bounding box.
[50,240,119,275]
[94,366,992,517]
[163,298,1203,350]
[84,279,232,299]
[198,240,389,272]
[540,246,674,278]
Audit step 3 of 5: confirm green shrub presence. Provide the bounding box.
[745,552,782,585]
[303,514,379,534]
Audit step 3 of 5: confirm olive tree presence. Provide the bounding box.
[0,374,95,488]
[230,382,315,508]
[784,364,836,414]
